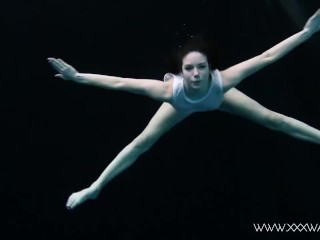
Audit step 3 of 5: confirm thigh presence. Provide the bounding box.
[218,88,276,126]
[144,102,189,135]
[138,103,189,143]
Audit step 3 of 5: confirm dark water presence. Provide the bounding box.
[2,0,320,239]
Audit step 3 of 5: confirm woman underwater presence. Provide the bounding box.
[48,9,320,210]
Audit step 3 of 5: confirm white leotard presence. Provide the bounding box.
[163,69,224,114]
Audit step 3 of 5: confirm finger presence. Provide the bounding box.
[48,57,61,66]
[66,197,73,208]
[57,58,66,64]
[54,74,64,79]
[49,61,62,72]
[57,58,69,68]
[66,204,73,210]
[49,59,64,72]
[68,201,76,210]
[53,58,65,68]
[66,203,70,209]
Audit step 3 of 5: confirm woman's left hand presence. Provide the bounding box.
[303,8,320,35]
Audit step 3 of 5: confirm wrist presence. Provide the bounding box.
[75,73,90,84]
[302,28,315,39]
[89,181,102,193]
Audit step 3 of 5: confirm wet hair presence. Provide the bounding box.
[166,35,220,74]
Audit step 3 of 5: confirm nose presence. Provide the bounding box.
[193,68,200,78]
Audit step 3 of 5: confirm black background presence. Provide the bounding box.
[2,0,320,239]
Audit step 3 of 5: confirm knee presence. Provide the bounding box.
[264,111,287,131]
[131,131,161,153]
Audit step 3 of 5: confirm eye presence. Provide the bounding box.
[199,65,206,69]
[185,66,193,71]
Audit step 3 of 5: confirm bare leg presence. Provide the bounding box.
[66,103,189,210]
[218,88,320,144]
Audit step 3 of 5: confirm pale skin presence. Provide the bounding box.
[48,9,320,210]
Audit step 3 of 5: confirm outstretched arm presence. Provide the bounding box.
[221,8,320,92]
[47,58,172,102]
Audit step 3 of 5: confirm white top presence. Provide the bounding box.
[163,69,224,114]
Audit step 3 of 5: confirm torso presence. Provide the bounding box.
[163,70,224,114]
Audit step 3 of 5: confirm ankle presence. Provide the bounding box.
[89,182,102,194]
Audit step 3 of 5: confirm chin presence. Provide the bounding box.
[190,82,202,87]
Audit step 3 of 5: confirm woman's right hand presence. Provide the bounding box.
[303,8,320,36]
[47,57,80,81]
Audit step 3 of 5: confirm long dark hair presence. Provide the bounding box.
[166,35,220,74]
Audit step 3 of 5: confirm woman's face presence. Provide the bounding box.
[181,51,211,91]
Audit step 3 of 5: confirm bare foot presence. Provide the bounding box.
[66,187,100,210]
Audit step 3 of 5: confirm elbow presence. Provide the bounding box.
[113,78,126,90]
[261,51,276,64]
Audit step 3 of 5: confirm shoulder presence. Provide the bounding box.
[210,69,223,83]
[163,72,184,85]
[163,72,177,89]
[218,69,230,83]
[163,73,175,82]
[162,73,180,103]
